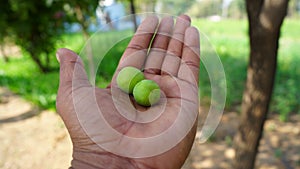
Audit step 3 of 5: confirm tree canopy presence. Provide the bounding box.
[0,0,98,72]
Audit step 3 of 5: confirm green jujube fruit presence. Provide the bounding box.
[116,66,145,94]
[133,80,161,106]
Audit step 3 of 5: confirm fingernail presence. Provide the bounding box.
[56,53,60,63]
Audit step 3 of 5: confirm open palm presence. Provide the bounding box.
[56,15,200,169]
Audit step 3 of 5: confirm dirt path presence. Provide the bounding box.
[184,112,300,169]
[0,87,72,169]
[0,87,299,169]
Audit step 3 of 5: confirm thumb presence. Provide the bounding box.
[56,48,92,137]
[56,48,91,91]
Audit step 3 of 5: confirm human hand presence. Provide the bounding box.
[56,14,200,169]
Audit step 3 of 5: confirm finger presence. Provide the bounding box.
[109,15,159,88]
[144,16,174,75]
[161,15,191,76]
[178,27,200,86]
[56,48,91,92]
[56,48,91,123]
[117,15,159,70]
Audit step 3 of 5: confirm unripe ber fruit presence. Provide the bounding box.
[133,79,161,106]
[117,66,145,94]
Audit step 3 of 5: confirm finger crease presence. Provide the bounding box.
[127,43,148,51]
[181,60,199,69]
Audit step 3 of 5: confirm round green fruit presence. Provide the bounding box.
[133,80,161,106]
[117,66,145,94]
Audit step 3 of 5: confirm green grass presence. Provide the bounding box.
[0,19,299,121]
[274,19,300,120]
[192,19,249,107]
[0,30,133,110]
[0,56,58,110]
[0,32,91,110]
[193,18,300,120]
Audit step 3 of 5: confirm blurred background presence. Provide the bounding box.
[0,0,299,169]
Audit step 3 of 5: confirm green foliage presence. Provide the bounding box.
[187,0,246,19]
[0,0,99,72]
[274,148,283,158]
[272,19,300,121]
[0,1,11,43]
[0,33,85,110]
[96,36,131,81]
[227,0,246,19]
[188,0,223,17]
[193,19,248,107]
[0,55,58,110]
[288,0,300,18]
[155,0,196,15]
[60,33,87,53]
[78,30,133,87]
[134,0,157,12]
[2,0,66,72]
[62,0,99,35]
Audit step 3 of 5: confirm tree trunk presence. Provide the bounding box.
[233,0,289,169]
[74,5,90,41]
[129,0,138,32]
[29,52,48,73]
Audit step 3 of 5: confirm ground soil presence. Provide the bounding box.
[0,87,299,169]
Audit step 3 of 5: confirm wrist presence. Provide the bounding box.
[71,150,137,169]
